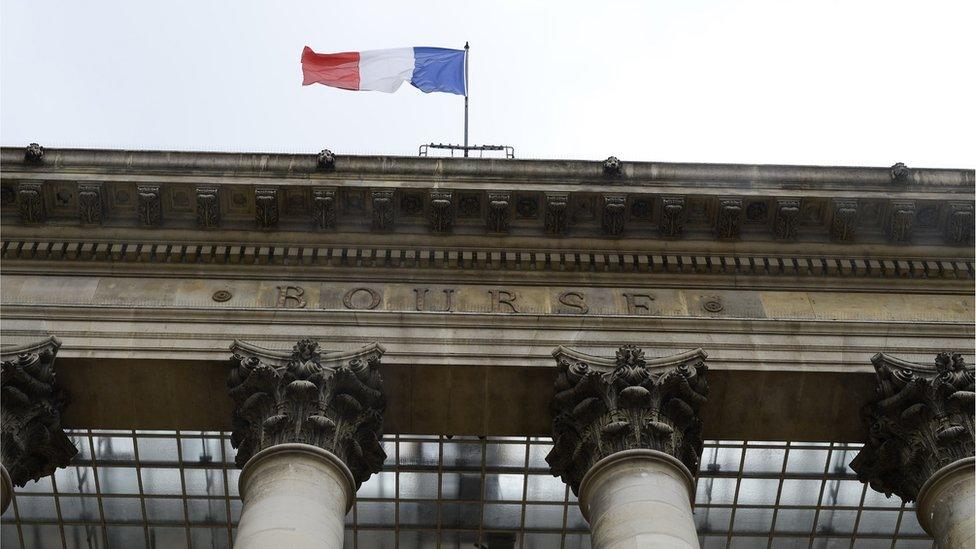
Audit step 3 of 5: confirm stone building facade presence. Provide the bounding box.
[0,146,973,548]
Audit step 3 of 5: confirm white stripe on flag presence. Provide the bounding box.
[359,48,415,92]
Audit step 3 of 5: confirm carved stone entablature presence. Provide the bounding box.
[77,183,104,225]
[196,186,220,229]
[1,337,78,487]
[602,156,621,176]
[944,202,974,245]
[544,193,569,235]
[660,197,685,238]
[602,195,626,236]
[317,149,336,171]
[886,200,916,243]
[486,191,511,233]
[715,199,742,240]
[228,339,387,488]
[136,185,161,227]
[24,143,44,166]
[370,190,395,232]
[254,188,279,229]
[429,190,453,233]
[546,345,709,495]
[17,182,45,224]
[851,352,974,502]
[830,199,858,242]
[312,187,337,229]
[890,162,911,185]
[774,199,800,241]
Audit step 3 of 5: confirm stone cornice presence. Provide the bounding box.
[2,147,973,248]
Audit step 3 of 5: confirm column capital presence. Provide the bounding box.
[546,345,709,494]
[851,352,975,502]
[228,339,387,488]
[1,337,78,486]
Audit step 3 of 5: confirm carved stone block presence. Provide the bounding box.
[890,162,911,184]
[24,143,44,166]
[546,345,709,495]
[228,339,387,488]
[944,202,974,245]
[545,193,569,236]
[830,199,858,242]
[312,187,337,229]
[17,182,45,224]
[715,198,742,240]
[137,185,162,227]
[886,200,916,243]
[602,156,621,176]
[601,194,626,236]
[77,183,104,225]
[851,353,974,502]
[255,188,279,229]
[429,190,453,233]
[1,337,78,487]
[659,197,685,237]
[317,149,336,171]
[196,186,220,229]
[486,191,511,233]
[774,199,801,241]
[371,190,395,232]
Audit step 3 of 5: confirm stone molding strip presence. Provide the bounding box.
[1,239,971,280]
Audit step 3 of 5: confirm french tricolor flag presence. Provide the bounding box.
[302,46,467,95]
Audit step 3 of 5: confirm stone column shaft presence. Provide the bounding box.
[916,457,975,549]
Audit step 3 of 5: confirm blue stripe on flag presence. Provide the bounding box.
[411,47,466,95]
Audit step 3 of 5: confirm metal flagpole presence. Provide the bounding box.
[463,42,469,158]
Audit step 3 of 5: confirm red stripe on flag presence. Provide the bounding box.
[301,46,360,90]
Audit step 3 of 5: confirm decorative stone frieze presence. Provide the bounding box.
[486,191,511,233]
[715,198,742,240]
[602,156,621,176]
[228,339,387,487]
[660,197,685,238]
[317,149,336,171]
[137,185,162,227]
[890,162,911,184]
[546,345,709,494]
[196,186,220,229]
[850,352,974,502]
[1,337,78,487]
[601,194,626,236]
[830,199,858,242]
[17,182,45,224]
[774,199,800,241]
[312,187,337,229]
[370,190,395,232]
[24,143,44,165]
[544,193,568,235]
[254,188,278,229]
[77,183,104,225]
[945,202,974,245]
[886,200,916,243]
[429,190,453,233]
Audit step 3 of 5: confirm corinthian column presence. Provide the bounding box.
[546,345,709,549]
[851,352,974,549]
[228,339,387,549]
[0,337,78,513]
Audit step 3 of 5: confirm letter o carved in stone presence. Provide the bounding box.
[343,287,382,310]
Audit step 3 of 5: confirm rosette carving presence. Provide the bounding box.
[851,352,975,502]
[546,345,709,494]
[1,337,78,486]
[228,339,387,487]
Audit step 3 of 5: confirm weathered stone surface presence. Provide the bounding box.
[602,156,621,176]
[0,337,78,487]
[546,345,708,494]
[77,183,104,225]
[486,191,511,233]
[317,149,335,171]
[228,339,386,487]
[17,182,44,224]
[890,162,911,184]
[944,202,973,245]
[715,199,743,240]
[429,190,453,233]
[830,199,858,242]
[255,188,278,229]
[137,185,162,227]
[886,200,916,243]
[601,195,626,236]
[851,352,974,502]
[371,190,394,232]
[660,197,685,237]
[544,193,568,235]
[774,199,800,241]
[24,143,44,166]
[312,187,337,229]
[196,186,220,229]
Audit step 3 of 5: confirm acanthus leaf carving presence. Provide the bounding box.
[136,185,162,227]
[429,190,453,233]
[546,345,709,494]
[886,200,915,243]
[312,187,337,229]
[659,196,685,238]
[17,182,45,224]
[544,193,569,236]
[890,163,911,185]
[602,156,621,176]
[24,143,44,166]
[196,186,220,229]
[77,183,104,225]
[944,202,974,245]
[830,198,858,242]
[371,190,395,232]
[601,194,626,236]
[850,352,974,502]
[228,339,387,488]
[1,337,78,487]
[715,198,742,240]
[486,191,511,233]
[255,188,279,229]
[774,199,800,241]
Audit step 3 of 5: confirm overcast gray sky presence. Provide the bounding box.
[2,1,973,167]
